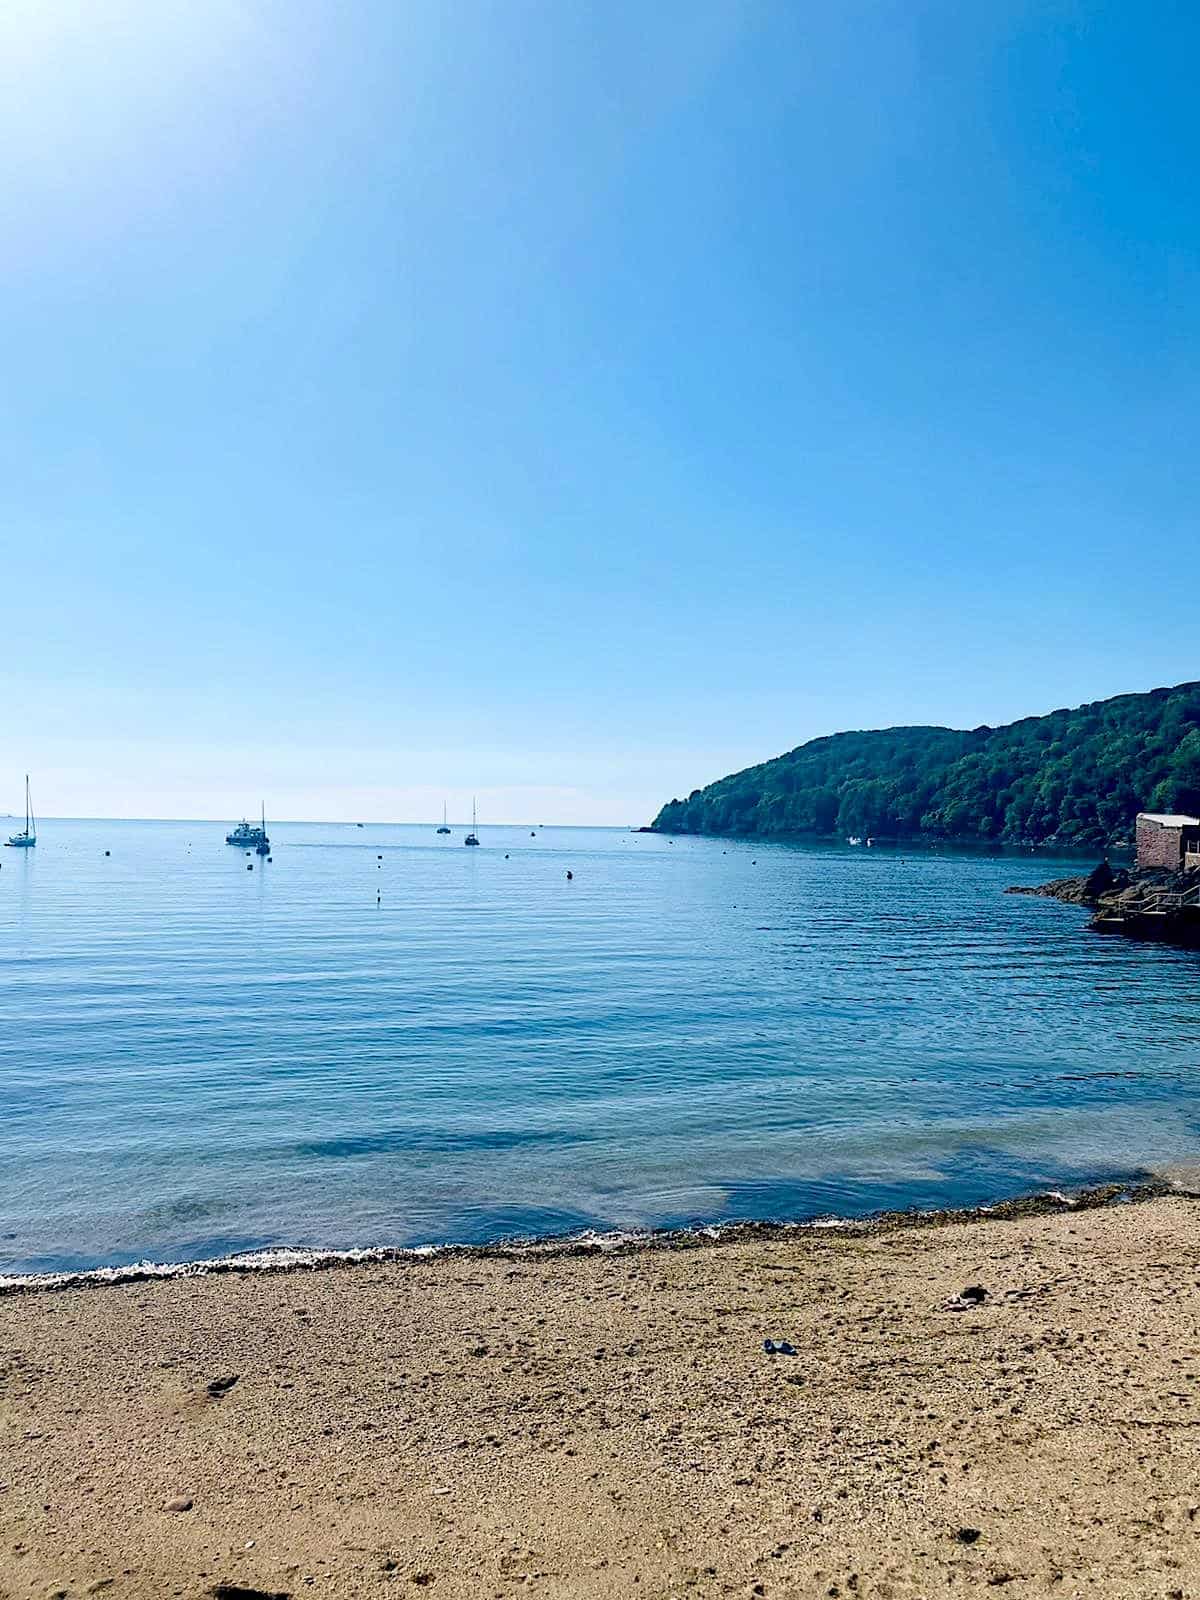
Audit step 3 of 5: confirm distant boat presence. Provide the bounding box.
[227,805,269,850]
[436,802,451,835]
[5,776,35,848]
[847,835,863,846]
[464,797,480,847]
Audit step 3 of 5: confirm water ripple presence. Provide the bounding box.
[2,820,1199,1275]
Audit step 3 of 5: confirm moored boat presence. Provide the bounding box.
[5,776,35,848]
[227,804,269,851]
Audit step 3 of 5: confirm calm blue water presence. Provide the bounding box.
[2,819,1199,1277]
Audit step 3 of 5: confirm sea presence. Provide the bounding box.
[2,819,1199,1281]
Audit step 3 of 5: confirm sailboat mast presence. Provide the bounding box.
[26,775,31,835]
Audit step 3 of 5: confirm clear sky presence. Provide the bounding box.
[1,1,1195,824]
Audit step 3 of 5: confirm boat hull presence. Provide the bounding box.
[5,835,35,848]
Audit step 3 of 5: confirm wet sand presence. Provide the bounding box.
[4,1195,1200,1599]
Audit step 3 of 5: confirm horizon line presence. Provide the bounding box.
[10,815,644,829]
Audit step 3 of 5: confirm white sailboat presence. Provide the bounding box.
[5,776,36,848]
[436,801,451,835]
[464,797,480,846]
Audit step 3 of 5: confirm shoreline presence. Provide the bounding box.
[6,1192,1200,1597]
[649,827,1128,855]
[2,1176,1185,1297]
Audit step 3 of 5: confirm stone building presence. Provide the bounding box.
[1135,812,1200,871]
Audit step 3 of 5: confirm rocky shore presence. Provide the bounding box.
[1008,860,1200,942]
[5,1194,1200,1598]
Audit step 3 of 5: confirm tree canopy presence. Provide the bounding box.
[652,682,1200,846]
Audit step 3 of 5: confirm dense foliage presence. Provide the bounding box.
[653,682,1200,845]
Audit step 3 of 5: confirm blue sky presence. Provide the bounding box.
[1,0,1195,823]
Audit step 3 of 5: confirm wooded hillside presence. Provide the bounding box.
[652,682,1200,845]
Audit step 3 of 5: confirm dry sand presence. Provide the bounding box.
[4,1196,1200,1600]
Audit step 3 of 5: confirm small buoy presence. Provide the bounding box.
[566,870,573,880]
[504,853,509,859]
[104,850,110,857]
[247,863,253,871]
[267,856,272,862]
[377,854,382,860]
[531,831,536,837]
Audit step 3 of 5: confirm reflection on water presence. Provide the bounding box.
[1,820,1198,1274]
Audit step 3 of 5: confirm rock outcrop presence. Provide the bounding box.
[1008,864,1200,942]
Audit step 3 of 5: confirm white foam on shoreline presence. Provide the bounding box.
[0,1242,440,1294]
[0,1182,1167,1295]
[0,1231,673,1293]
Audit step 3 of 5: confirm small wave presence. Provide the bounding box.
[0,1179,1180,1296]
[0,1242,440,1295]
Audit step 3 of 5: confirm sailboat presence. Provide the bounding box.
[464,798,480,846]
[436,802,451,835]
[5,776,36,848]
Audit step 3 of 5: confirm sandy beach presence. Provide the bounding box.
[4,1194,1200,1599]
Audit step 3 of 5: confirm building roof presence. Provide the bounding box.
[1137,812,1200,827]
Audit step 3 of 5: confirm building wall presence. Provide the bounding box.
[1137,816,1185,870]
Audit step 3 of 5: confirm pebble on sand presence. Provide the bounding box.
[165,1495,194,1513]
[942,1284,989,1312]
